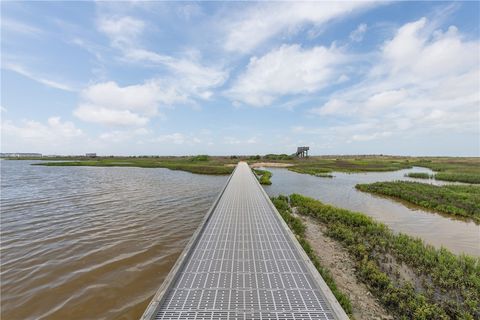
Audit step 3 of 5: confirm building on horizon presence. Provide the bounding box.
[0,153,42,158]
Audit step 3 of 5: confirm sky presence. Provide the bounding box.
[1,1,479,156]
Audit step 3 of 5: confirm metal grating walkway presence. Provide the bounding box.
[141,162,348,320]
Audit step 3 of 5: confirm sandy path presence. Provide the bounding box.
[300,215,392,320]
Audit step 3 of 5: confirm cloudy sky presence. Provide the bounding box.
[1,1,479,156]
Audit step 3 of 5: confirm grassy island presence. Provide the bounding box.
[253,169,272,185]
[356,181,480,223]
[32,156,235,175]
[405,172,432,179]
[287,157,412,177]
[413,158,480,184]
[287,156,480,184]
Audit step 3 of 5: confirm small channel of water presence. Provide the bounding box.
[263,166,480,257]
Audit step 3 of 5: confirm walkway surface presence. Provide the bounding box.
[142,162,347,320]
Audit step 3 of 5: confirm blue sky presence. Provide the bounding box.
[1,1,479,156]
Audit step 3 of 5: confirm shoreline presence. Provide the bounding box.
[273,194,480,319]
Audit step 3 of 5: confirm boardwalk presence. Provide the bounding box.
[142,162,348,320]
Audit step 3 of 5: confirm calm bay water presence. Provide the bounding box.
[0,160,227,320]
[1,161,478,320]
[263,166,480,257]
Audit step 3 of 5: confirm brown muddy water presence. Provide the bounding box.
[1,161,478,320]
[0,160,227,320]
[263,166,480,257]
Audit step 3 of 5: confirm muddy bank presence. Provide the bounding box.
[299,214,392,320]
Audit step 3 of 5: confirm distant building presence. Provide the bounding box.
[295,147,309,158]
[86,153,97,158]
[0,153,42,158]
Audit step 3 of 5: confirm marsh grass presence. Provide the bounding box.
[434,172,480,184]
[405,172,432,179]
[412,158,480,184]
[356,181,480,223]
[287,194,480,319]
[253,169,272,185]
[288,158,412,177]
[34,157,234,175]
[288,157,480,184]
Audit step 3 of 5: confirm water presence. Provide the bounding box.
[2,161,478,320]
[263,166,480,257]
[0,160,227,320]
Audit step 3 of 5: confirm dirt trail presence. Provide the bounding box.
[300,215,393,320]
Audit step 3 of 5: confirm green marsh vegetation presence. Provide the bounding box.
[405,172,432,179]
[287,156,413,177]
[263,153,294,161]
[253,169,272,185]
[189,154,210,161]
[271,195,353,316]
[288,167,334,178]
[434,172,480,184]
[412,158,480,184]
[356,181,480,223]
[11,155,480,182]
[281,194,480,319]
[286,156,480,184]
[33,156,235,175]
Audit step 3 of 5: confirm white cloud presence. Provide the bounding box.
[364,89,407,113]
[95,15,228,106]
[74,80,189,127]
[352,131,391,142]
[227,44,346,107]
[46,117,82,136]
[155,133,187,145]
[291,126,305,133]
[99,127,150,143]
[176,3,203,20]
[73,72,225,126]
[1,117,83,152]
[224,136,258,145]
[74,105,149,126]
[223,2,375,53]
[1,18,43,36]
[309,17,480,141]
[70,38,106,62]
[3,63,74,91]
[350,23,367,42]
[82,81,162,116]
[124,49,227,99]
[310,99,348,116]
[97,16,145,47]
[154,132,204,145]
[377,18,477,79]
